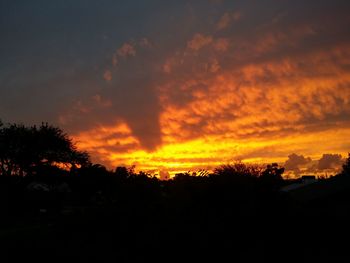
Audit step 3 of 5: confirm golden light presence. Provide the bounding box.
[71,44,350,177]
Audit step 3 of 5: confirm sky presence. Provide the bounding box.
[1,0,350,177]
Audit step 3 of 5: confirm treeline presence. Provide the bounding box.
[1,158,348,262]
[0,161,286,216]
[0,121,349,218]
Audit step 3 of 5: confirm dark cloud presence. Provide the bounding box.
[284,153,312,174]
[99,40,164,151]
[318,154,343,170]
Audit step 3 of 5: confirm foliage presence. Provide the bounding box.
[341,153,350,176]
[259,163,285,190]
[260,163,284,181]
[0,122,90,176]
[213,161,263,178]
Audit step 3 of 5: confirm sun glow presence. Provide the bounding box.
[70,31,350,177]
[73,120,350,177]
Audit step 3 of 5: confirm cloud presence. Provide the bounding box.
[162,59,173,73]
[92,94,112,108]
[209,59,220,73]
[112,54,118,67]
[187,33,213,50]
[318,154,343,170]
[216,11,241,30]
[73,122,141,164]
[139,38,151,48]
[103,70,112,82]
[284,153,312,173]
[159,43,350,144]
[117,43,136,57]
[213,38,229,52]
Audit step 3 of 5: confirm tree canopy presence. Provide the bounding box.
[0,121,90,176]
[341,153,350,176]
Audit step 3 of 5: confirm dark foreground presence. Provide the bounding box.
[1,202,349,263]
[1,174,350,262]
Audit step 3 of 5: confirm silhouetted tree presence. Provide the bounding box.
[173,172,192,181]
[259,163,284,190]
[213,161,263,178]
[0,122,90,176]
[341,153,350,176]
[115,166,132,179]
[261,163,284,179]
[79,163,109,176]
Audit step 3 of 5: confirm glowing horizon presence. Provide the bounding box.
[2,1,350,177]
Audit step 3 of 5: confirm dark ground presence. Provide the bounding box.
[1,172,350,263]
[1,195,349,263]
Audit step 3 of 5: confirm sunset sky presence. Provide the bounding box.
[1,1,350,177]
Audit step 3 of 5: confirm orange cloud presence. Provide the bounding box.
[103,70,112,82]
[150,42,350,174]
[74,39,350,175]
[62,7,350,176]
[117,43,136,57]
[3,1,350,177]
[213,38,229,52]
[187,33,213,51]
[73,122,140,163]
